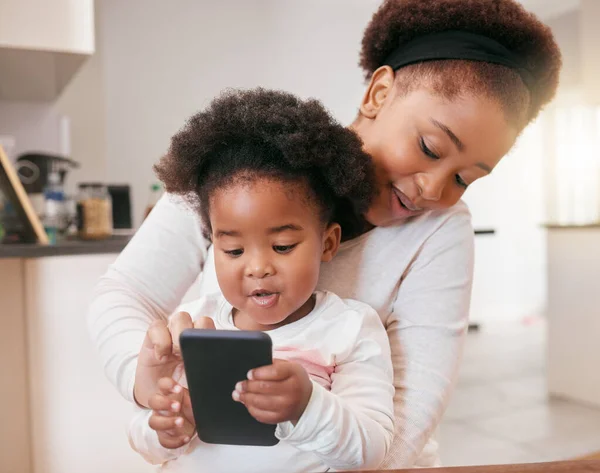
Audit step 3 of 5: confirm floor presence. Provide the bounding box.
[438,320,600,467]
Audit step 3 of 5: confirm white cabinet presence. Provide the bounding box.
[0,259,31,473]
[0,0,95,101]
[546,226,600,409]
[0,0,94,53]
[0,254,152,473]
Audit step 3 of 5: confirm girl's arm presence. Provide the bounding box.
[276,306,395,471]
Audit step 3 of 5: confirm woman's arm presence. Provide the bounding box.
[87,194,208,402]
[382,206,475,468]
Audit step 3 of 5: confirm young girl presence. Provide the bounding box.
[128,88,395,472]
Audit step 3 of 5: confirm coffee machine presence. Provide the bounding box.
[15,152,79,216]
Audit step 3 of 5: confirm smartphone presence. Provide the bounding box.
[179,328,279,446]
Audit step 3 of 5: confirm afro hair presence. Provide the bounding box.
[360,0,562,128]
[154,88,376,240]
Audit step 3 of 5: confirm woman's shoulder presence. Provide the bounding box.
[319,202,474,307]
[314,291,384,330]
[340,200,473,253]
[384,200,472,240]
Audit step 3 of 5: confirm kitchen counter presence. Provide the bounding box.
[0,235,131,258]
[0,236,150,473]
[543,222,600,229]
[0,230,493,259]
[546,225,600,409]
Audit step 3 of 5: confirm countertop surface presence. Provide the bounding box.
[0,235,131,259]
[544,223,600,229]
[354,460,600,473]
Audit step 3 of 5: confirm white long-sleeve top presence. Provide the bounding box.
[128,291,395,472]
[87,194,474,468]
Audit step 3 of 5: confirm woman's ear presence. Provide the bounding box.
[321,223,342,263]
[359,66,395,119]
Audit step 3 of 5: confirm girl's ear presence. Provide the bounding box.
[321,223,341,262]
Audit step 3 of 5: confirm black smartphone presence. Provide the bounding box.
[179,329,279,446]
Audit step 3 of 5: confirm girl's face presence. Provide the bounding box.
[209,178,340,332]
[352,67,520,227]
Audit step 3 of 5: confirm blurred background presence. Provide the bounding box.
[0,1,599,472]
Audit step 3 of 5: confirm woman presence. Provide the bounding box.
[88,0,561,468]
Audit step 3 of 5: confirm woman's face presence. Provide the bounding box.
[352,68,520,227]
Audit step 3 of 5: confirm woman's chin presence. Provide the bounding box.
[365,205,417,227]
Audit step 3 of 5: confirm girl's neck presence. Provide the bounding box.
[232,294,317,331]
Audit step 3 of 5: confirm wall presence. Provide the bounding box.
[464,121,547,323]
[546,10,581,91]
[519,0,580,21]
[99,0,380,226]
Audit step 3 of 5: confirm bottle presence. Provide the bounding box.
[77,183,113,240]
[144,183,162,220]
[43,168,65,245]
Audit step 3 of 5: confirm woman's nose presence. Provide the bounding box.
[415,173,444,202]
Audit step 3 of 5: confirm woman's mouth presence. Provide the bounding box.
[392,187,423,217]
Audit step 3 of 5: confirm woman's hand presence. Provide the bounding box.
[134,313,215,408]
[148,377,196,449]
[232,360,313,425]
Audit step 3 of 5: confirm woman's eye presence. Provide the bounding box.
[420,137,440,160]
[273,244,297,254]
[224,248,244,257]
[455,174,469,189]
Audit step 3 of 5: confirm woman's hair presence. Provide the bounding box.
[155,88,376,240]
[360,0,562,129]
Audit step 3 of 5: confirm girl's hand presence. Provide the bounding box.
[232,360,312,425]
[148,377,196,449]
[134,314,215,408]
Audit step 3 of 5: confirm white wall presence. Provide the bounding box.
[546,10,581,90]
[519,0,580,20]
[464,120,547,323]
[99,0,380,226]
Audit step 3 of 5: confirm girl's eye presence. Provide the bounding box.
[273,244,297,254]
[224,249,243,257]
[420,137,440,160]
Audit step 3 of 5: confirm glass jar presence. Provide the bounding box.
[77,183,113,240]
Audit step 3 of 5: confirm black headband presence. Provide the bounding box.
[383,30,534,91]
